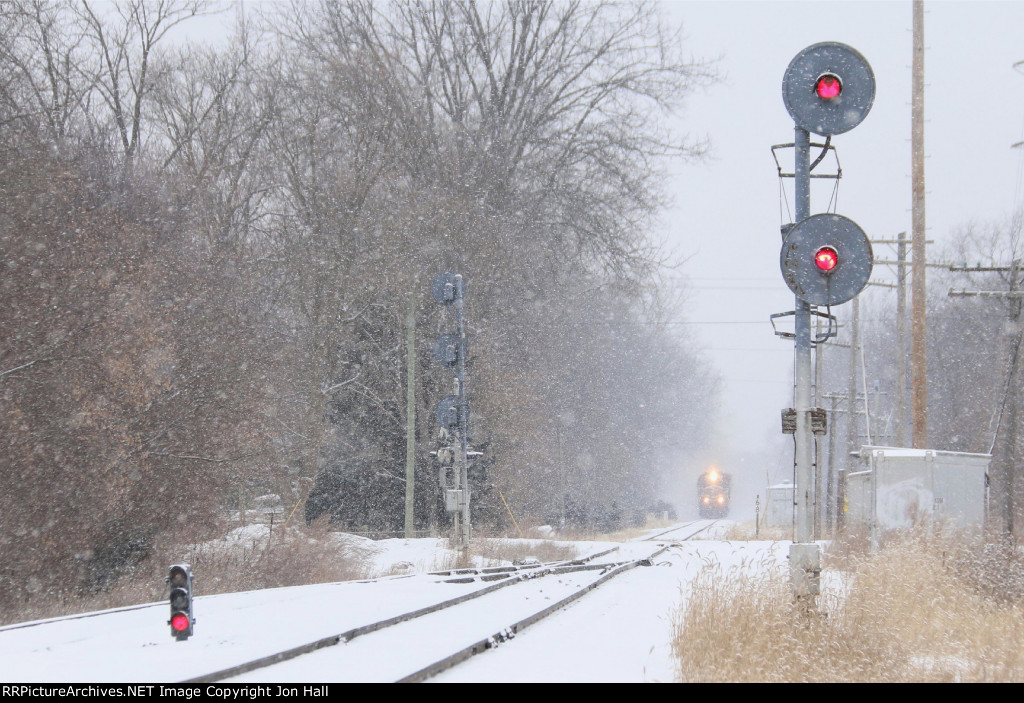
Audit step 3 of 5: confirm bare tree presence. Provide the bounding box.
[259,0,720,528]
[0,0,723,611]
[0,0,93,145]
[75,0,212,164]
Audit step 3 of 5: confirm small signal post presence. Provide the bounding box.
[167,564,194,640]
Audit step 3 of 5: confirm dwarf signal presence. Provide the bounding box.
[167,564,194,640]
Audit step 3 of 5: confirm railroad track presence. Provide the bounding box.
[639,519,722,543]
[0,520,719,683]
[191,521,716,683]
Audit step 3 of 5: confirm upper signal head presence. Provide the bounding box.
[783,42,875,135]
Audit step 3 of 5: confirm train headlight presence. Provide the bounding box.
[707,469,719,483]
[702,496,711,505]
[717,494,725,505]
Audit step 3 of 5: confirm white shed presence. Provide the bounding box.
[763,482,795,528]
[845,446,990,535]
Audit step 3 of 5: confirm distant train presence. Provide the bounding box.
[697,467,732,519]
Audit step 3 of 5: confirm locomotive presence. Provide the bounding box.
[697,467,732,519]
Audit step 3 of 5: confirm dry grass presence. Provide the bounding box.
[722,520,792,542]
[0,518,373,627]
[3,573,170,627]
[672,527,1024,682]
[179,518,372,595]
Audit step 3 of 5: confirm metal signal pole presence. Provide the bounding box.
[454,275,471,548]
[793,127,815,547]
[431,272,472,549]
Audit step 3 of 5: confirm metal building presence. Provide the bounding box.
[845,446,990,537]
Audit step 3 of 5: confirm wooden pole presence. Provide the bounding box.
[404,297,416,538]
[911,0,929,447]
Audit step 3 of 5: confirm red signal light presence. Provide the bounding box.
[815,73,842,99]
[814,246,839,272]
[167,563,194,640]
[171,613,190,633]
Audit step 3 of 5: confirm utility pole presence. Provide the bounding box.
[896,234,910,447]
[897,232,909,447]
[949,261,1024,537]
[869,233,911,447]
[822,391,850,534]
[826,388,884,532]
[911,0,928,448]
[404,297,416,539]
[872,237,944,446]
[846,295,861,494]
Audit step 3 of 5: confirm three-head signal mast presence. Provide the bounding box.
[777,43,876,605]
[432,272,471,549]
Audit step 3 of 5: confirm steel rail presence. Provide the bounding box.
[397,544,674,683]
[186,532,697,683]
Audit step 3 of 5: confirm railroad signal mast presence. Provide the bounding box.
[431,272,471,549]
[777,43,876,604]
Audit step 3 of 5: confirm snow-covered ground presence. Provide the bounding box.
[0,521,794,683]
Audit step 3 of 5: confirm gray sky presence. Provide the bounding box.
[659,0,1024,493]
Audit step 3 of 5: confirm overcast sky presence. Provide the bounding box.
[657,0,1024,497]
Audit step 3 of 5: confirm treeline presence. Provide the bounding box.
[0,0,719,603]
